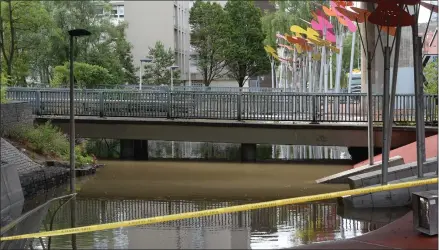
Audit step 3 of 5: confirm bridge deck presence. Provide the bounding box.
[36,115,438,132]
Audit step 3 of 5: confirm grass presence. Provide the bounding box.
[6,121,93,167]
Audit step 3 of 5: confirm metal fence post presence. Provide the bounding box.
[35,90,41,115]
[99,91,104,117]
[311,95,318,124]
[167,91,172,119]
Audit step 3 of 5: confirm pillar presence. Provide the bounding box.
[120,139,148,160]
[241,143,257,162]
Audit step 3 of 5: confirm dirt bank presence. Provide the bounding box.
[79,161,349,201]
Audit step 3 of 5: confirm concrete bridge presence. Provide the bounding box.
[36,116,437,162]
[7,87,438,161]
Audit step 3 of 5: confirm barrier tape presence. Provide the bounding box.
[1,177,437,241]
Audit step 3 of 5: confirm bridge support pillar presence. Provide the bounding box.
[120,139,149,160]
[241,143,257,162]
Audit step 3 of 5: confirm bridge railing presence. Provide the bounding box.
[5,88,438,123]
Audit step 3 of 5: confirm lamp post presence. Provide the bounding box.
[168,65,179,91]
[168,65,179,158]
[139,58,152,90]
[68,28,90,250]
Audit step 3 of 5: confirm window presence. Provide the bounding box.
[118,5,124,17]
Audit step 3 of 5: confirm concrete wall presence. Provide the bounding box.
[0,102,34,136]
[40,117,437,148]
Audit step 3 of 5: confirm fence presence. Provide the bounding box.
[5,87,438,123]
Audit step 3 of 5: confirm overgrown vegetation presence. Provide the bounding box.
[1,73,7,103]
[7,122,93,167]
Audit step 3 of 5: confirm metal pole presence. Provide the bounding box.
[170,68,174,91]
[387,26,402,155]
[414,36,426,177]
[68,34,77,250]
[69,35,76,196]
[139,61,143,90]
[347,31,357,115]
[367,51,374,165]
[271,59,275,89]
[381,46,391,185]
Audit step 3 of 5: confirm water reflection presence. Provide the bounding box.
[28,199,393,249]
[87,139,351,161]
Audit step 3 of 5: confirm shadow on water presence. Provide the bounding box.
[86,140,352,163]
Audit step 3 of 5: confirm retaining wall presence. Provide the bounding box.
[0,102,34,136]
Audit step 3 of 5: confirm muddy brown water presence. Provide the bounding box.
[78,161,350,200]
[18,161,409,249]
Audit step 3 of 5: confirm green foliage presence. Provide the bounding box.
[51,62,115,88]
[7,122,94,167]
[261,1,314,48]
[223,0,270,87]
[1,1,54,85]
[189,0,228,86]
[1,73,8,103]
[1,1,136,86]
[424,60,438,94]
[143,41,180,85]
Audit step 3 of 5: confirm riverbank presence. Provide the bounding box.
[1,138,98,198]
[78,160,349,201]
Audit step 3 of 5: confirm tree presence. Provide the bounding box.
[51,62,115,88]
[223,0,270,87]
[424,60,438,95]
[0,1,53,85]
[189,0,227,86]
[142,41,180,85]
[261,1,314,48]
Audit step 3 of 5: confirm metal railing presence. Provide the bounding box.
[5,87,438,123]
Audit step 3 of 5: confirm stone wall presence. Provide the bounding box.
[0,102,34,136]
[0,138,69,198]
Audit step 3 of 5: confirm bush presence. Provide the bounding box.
[7,122,94,167]
[51,62,116,88]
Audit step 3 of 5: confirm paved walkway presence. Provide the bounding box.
[289,211,437,249]
[354,134,438,168]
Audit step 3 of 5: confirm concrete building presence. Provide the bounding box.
[119,1,191,84]
[109,0,276,87]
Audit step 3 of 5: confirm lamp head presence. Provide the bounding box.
[141,58,153,63]
[169,65,179,70]
[68,29,91,37]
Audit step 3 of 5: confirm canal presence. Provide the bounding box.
[4,155,410,249]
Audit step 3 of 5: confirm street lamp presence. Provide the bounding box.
[139,58,152,90]
[68,28,91,192]
[68,28,90,250]
[168,65,179,91]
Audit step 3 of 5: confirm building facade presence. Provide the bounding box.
[117,1,191,84]
[110,0,275,87]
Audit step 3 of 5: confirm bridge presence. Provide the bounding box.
[6,87,438,123]
[6,88,438,161]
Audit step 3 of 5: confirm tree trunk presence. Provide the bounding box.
[6,0,15,77]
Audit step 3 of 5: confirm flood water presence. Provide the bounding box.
[5,160,410,249]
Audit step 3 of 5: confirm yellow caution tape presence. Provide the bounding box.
[1,178,437,241]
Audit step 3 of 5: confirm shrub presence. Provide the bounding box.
[7,122,93,167]
[51,62,116,88]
